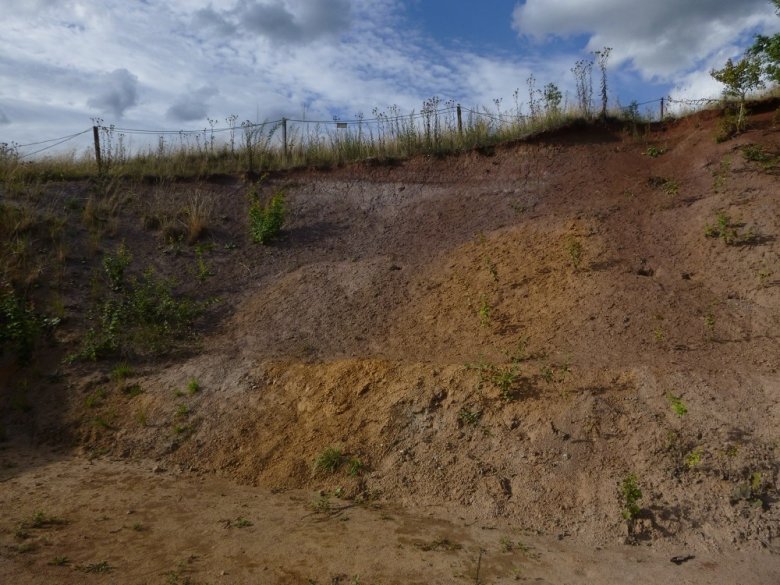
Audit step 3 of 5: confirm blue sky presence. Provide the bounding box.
[1,0,778,157]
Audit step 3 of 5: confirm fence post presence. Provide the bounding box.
[281,117,288,163]
[456,105,463,139]
[659,97,665,121]
[92,126,102,173]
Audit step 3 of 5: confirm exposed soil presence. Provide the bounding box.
[2,103,780,583]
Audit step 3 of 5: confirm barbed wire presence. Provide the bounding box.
[17,129,92,160]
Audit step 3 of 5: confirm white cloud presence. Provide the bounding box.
[87,68,140,118]
[513,0,778,82]
[167,85,220,122]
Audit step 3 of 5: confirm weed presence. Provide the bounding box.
[314,447,343,473]
[458,408,481,426]
[49,556,70,566]
[662,178,679,196]
[667,394,688,416]
[183,190,214,244]
[653,324,665,343]
[484,257,499,282]
[619,473,643,521]
[173,423,191,436]
[645,146,665,158]
[477,295,491,327]
[135,408,148,426]
[187,378,200,395]
[194,243,213,282]
[703,313,716,336]
[176,404,189,418]
[249,190,285,244]
[24,511,67,529]
[93,415,112,430]
[418,538,462,552]
[311,494,332,514]
[131,522,146,532]
[82,561,112,574]
[123,384,143,397]
[234,516,253,528]
[347,457,364,477]
[566,237,583,269]
[685,448,702,469]
[111,362,133,382]
[85,388,107,408]
[704,210,743,245]
[500,536,515,552]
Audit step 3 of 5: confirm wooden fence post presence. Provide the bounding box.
[281,117,288,163]
[92,126,102,173]
[457,105,463,139]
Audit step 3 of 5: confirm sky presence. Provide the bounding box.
[1,0,779,157]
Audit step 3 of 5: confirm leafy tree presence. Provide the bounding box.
[748,1,780,83]
[710,55,764,131]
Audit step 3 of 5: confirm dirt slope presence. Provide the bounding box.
[2,104,780,583]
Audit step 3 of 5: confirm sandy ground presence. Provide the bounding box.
[2,444,779,585]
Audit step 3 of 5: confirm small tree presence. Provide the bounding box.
[710,55,764,132]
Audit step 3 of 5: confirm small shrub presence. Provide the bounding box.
[102,244,132,291]
[619,474,643,521]
[248,190,285,244]
[347,457,364,476]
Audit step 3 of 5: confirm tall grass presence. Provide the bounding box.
[1,98,656,183]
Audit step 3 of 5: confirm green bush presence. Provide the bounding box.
[249,191,285,244]
[0,284,41,364]
[75,268,203,361]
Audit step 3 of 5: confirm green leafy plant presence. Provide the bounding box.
[249,190,285,244]
[0,283,41,364]
[685,448,703,469]
[667,394,688,416]
[619,474,643,521]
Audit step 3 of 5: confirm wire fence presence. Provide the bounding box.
[2,94,732,164]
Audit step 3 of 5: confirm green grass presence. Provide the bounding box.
[314,447,343,473]
[619,474,643,521]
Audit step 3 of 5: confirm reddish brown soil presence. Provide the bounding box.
[2,104,780,583]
